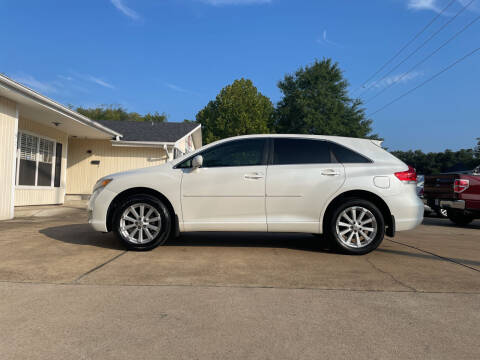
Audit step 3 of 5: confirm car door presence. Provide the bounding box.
[266,138,346,233]
[180,138,268,232]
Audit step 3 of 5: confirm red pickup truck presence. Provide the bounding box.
[424,173,480,225]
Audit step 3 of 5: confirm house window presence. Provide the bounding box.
[16,132,60,187]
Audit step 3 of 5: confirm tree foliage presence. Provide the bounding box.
[76,105,167,122]
[196,78,274,144]
[274,59,378,139]
[391,147,480,175]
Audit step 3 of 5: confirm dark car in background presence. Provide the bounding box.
[424,172,480,226]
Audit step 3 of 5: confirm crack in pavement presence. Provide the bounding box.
[2,279,480,294]
[365,257,417,292]
[387,239,480,273]
[72,251,127,283]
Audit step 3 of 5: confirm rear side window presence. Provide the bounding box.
[329,142,371,163]
[273,138,332,165]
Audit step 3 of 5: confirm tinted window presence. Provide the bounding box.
[329,142,370,163]
[178,139,267,168]
[273,138,332,165]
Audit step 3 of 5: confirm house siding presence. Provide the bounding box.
[0,97,18,219]
[14,117,69,206]
[67,139,168,194]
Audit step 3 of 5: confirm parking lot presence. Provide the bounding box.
[1,204,479,359]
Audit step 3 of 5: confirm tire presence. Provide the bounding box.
[113,194,172,251]
[447,211,474,226]
[326,198,385,255]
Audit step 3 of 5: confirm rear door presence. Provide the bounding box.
[266,138,345,233]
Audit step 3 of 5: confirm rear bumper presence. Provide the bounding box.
[439,199,465,210]
[386,193,424,232]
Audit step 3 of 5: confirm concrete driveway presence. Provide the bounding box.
[0,206,479,359]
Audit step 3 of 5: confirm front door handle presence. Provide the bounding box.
[321,169,340,176]
[244,172,264,180]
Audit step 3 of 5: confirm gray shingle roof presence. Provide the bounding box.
[97,120,199,142]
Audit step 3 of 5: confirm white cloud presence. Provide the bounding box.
[373,71,423,88]
[316,29,342,47]
[407,0,442,13]
[200,0,272,5]
[110,0,140,20]
[407,0,479,14]
[165,83,190,93]
[11,74,58,94]
[457,0,480,12]
[86,75,115,89]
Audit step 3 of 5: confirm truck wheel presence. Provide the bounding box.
[113,194,172,251]
[447,211,474,226]
[327,198,385,255]
[437,209,448,218]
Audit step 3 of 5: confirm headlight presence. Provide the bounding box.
[92,178,113,193]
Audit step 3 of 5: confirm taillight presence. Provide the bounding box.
[454,179,469,193]
[394,166,417,183]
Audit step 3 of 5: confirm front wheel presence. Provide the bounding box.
[113,194,172,251]
[327,199,385,255]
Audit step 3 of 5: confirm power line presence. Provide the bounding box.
[358,0,476,98]
[369,47,480,116]
[365,14,480,104]
[353,0,457,94]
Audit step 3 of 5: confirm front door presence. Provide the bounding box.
[180,138,268,232]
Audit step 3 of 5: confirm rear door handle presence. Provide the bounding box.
[321,169,340,176]
[244,172,264,180]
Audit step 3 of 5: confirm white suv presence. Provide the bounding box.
[88,135,423,255]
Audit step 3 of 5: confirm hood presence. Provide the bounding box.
[97,162,172,182]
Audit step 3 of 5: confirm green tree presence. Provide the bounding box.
[76,105,167,122]
[274,59,378,139]
[196,78,274,144]
[143,111,168,123]
[391,146,480,175]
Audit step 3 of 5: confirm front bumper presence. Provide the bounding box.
[439,199,465,210]
[87,188,118,232]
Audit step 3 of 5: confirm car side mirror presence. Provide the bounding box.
[192,155,203,169]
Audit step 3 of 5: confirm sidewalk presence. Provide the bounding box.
[14,200,88,218]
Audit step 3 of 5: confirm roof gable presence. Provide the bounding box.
[97,120,199,142]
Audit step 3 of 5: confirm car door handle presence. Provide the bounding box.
[321,169,340,176]
[244,172,264,180]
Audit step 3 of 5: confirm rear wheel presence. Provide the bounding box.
[447,211,474,226]
[327,199,385,255]
[113,194,172,251]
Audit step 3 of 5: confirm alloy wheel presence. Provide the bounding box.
[119,203,162,244]
[335,206,378,249]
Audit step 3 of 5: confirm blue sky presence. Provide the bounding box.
[1,0,478,152]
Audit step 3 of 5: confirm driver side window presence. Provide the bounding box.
[178,138,267,168]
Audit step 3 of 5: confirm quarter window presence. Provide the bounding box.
[273,138,332,165]
[16,132,60,187]
[329,142,371,163]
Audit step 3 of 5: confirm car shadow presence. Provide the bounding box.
[40,224,124,250]
[167,232,339,253]
[40,224,339,253]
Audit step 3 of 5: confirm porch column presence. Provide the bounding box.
[0,96,18,220]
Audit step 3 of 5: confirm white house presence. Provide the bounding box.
[0,74,202,220]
